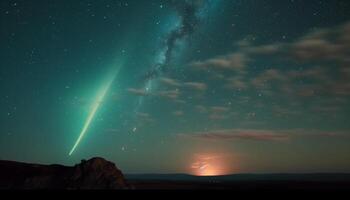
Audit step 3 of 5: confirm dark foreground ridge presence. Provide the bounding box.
[126,173,350,190]
[1,158,350,190]
[0,157,129,189]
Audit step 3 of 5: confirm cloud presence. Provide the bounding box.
[225,77,248,90]
[289,24,350,63]
[209,114,228,120]
[251,69,288,89]
[174,99,187,104]
[249,64,350,99]
[158,89,181,100]
[248,67,336,99]
[128,87,184,104]
[329,81,350,96]
[272,105,302,117]
[173,110,184,117]
[136,112,151,118]
[179,129,290,142]
[160,77,207,92]
[205,106,231,120]
[178,21,350,129]
[136,112,155,123]
[239,22,350,64]
[245,43,283,55]
[245,22,350,65]
[128,79,206,103]
[211,106,230,113]
[242,22,350,98]
[128,86,184,102]
[311,105,340,113]
[191,53,248,73]
[194,105,231,120]
[127,88,149,96]
[195,105,208,113]
[296,85,318,97]
[160,77,182,87]
[286,67,330,82]
[184,82,208,91]
[179,129,346,142]
[188,21,350,97]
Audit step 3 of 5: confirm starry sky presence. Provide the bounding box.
[1,0,350,175]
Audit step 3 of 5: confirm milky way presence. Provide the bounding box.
[145,0,206,80]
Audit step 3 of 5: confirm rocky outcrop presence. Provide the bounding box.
[0,157,129,189]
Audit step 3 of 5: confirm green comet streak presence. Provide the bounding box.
[69,69,119,156]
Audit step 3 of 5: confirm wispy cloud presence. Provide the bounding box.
[136,112,155,123]
[173,110,184,117]
[160,77,182,87]
[209,114,228,121]
[136,112,151,118]
[239,22,350,64]
[195,105,208,113]
[272,105,302,117]
[179,129,347,142]
[211,106,230,113]
[174,99,187,104]
[158,89,181,100]
[191,53,248,73]
[194,105,232,120]
[127,88,149,96]
[179,129,290,141]
[251,69,288,89]
[245,43,283,55]
[206,106,231,121]
[289,23,350,63]
[225,77,248,90]
[188,21,350,102]
[161,77,208,91]
[183,82,208,91]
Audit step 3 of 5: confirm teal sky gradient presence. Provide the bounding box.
[0,0,350,174]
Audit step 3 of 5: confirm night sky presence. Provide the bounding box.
[1,0,350,175]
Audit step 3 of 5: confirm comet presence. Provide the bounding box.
[69,67,120,156]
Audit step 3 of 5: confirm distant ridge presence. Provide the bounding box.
[126,173,350,182]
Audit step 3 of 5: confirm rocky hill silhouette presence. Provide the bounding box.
[0,157,129,189]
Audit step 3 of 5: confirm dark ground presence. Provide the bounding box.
[127,180,350,190]
[126,174,350,190]
[0,158,128,189]
[1,159,349,191]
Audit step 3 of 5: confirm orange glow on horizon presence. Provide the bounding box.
[190,153,237,176]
